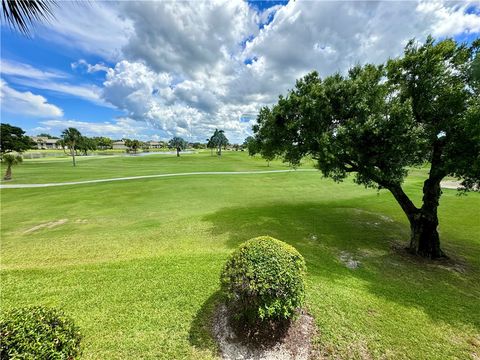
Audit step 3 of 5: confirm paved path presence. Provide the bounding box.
[0,169,317,189]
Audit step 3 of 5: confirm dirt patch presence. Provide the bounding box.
[389,241,468,273]
[212,304,316,360]
[339,251,361,269]
[23,219,69,234]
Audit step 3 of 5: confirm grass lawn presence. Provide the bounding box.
[1,152,479,359]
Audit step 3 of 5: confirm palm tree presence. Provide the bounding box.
[2,154,22,180]
[209,129,229,156]
[168,137,187,157]
[1,0,56,35]
[61,127,81,167]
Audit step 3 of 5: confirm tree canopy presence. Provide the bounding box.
[252,37,480,259]
[2,153,22,180]
[208,129,229,155]
[125,139,141,154]
[168,137,187,157]
[61,127,82,167]
[0,123,35,154]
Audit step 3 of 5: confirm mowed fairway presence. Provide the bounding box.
[1,152,479,359]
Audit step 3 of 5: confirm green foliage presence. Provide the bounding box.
[2,154,22,180]
[252,37,480,258]
[61,128,82,166]
[61,128,82,147]
[0,306,82,359]
[1,154,22,166]
[221,236,306,322]
[124,139,141,153]
[253,37,479,190]
[92,136,113,150]
[0,123,35,154]
[168,137,188,156]
[208,129,229,155]
[77,136,97,155]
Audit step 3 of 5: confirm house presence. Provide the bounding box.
[31,136,62,150]
[112,140,127,150]
[147,141,163,149]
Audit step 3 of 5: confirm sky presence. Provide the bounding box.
[1,0,479,143]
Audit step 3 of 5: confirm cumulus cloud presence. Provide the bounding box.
[6,1,480,142]
[0,79,63,118]
[39,118,150,139]
[71,59,109,73]
[121,0,258,77]
[37,2,133,60]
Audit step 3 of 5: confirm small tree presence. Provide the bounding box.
[253,37,480,259]
[61,128,81,167]
[209,129,229,156]
[77,136,97,156]
[2,154,22,180]
[168,137,187,157]
[0,123,35,154]
[124,139,141,154]
[93,137,113,150]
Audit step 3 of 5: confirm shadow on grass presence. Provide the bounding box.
[188,290,223,354]
[202,201,479,330]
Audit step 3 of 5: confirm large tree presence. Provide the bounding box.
[61,128,81,167]
[252,37,480,259]
[168,137,187,157]
[0,123,35,154]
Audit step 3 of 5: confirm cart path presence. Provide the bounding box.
[0,169,317,189]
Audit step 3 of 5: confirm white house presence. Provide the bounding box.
[31,136,62,150]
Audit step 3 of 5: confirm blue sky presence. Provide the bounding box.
[1,0,479,143]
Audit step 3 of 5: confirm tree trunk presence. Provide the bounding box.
[71,147,76,167]
[177,148,180,157]
[389,181,444,259]
[218,146,222,156]
[4,165,12,180]
[408,212,442,258]
[408,177,444,258]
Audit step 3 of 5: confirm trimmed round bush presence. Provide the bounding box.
[221,236,306,323]
[0,306,82,360]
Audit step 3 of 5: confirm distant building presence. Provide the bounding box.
[31,136,62,150]
[112,140,127,150]
[147,141,162,149]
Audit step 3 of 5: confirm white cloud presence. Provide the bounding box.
[11,77,107,107]
[71,60,109,73]
[2,59,110,107]
[37,2,133,61]
[4,0,480,143]
[0,79,63,118]
[121,0,258,77]
[417,1,480,36]
[39,118,149,139]
[1,59,68,80]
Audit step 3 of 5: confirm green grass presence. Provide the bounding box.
[0,151,295,184]
[1,152,479,359]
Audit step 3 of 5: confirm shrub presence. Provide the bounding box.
[0,306,82,360]
[221,236,306,323]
